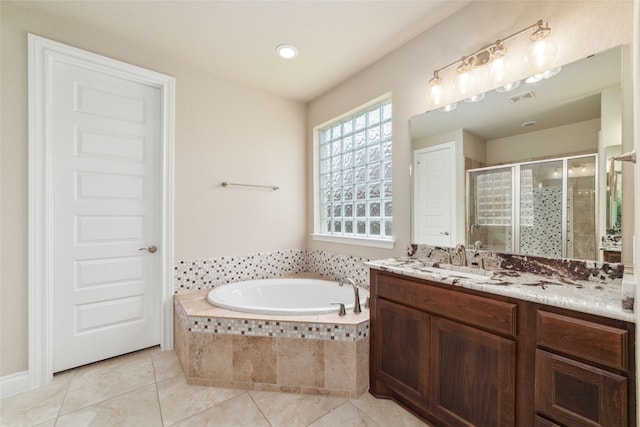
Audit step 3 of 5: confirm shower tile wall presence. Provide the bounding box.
[520,187,563,258]
[174,250,370,293]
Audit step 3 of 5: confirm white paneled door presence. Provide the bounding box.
[51,58,162,372]
[413,144,454,247]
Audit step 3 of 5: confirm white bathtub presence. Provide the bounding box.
[206,278,369,315]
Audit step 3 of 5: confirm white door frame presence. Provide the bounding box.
[28,34,175,388]
[412,141,457,245]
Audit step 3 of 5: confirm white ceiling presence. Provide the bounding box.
[15,0,470,102]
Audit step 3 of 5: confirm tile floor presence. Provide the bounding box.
[1,347,428,426]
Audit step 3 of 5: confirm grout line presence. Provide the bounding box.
[247,390,274,427]
[150,351,167,427]
[303,400,351,426]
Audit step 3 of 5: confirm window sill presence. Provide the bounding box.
[310,233,395,249]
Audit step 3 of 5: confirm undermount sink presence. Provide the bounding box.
[416,266,492,282]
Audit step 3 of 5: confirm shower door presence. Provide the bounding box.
[518,160,564,258]
[566,156,597,259]
[467,166,513,253]
[468,155,597,260]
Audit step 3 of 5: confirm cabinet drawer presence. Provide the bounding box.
[537,311,629,371]
[535,349,627,427]
[376,273,516,336]
[535,416,562,427]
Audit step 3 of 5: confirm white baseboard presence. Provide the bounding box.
[0,370,31,398]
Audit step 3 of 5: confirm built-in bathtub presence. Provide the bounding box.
[174,277,370,398]
[206,277,369,315]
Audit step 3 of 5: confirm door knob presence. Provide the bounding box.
[440,231,450,236]
[139,245,158,254]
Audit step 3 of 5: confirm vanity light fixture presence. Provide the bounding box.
[428,19,556,105]
[276,44,299,59]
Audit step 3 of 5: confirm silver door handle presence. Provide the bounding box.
[440,231,449,236]
[139,245,158,254]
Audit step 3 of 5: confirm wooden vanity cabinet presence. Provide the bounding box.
[535,310,634,427]
[369,269,636,427]
[370,270,519,426]
[429,317,516,427]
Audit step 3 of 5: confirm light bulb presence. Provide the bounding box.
[490,56,511,86]
[527,37,557,70]
[455,61,475,98]
[429,72,445,105]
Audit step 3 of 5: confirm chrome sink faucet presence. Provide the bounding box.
[339,277,362,314]
[452,244,467,267]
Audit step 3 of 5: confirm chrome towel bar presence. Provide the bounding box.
[221,181,279,190]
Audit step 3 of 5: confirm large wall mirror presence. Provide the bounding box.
[410,46,631,262]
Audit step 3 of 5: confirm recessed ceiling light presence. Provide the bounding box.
[438,102,458,113]
[276,44,298,59]
[496,80,521,93]
[464,93,485,103]
[522,120,538,127]
[525,66,562,83]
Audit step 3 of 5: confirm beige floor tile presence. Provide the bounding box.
[170,393,269,427]
[156,375,243,426]
[59,351,156,415]
[31,420,57,427]
[152,349,184,382]
[249,389,345,427]
[0,372,72,426]
[55,384,162,427]
[350,393,428,426]
[308,401,379,427]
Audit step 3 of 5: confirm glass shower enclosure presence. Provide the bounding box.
[467,154,597,260]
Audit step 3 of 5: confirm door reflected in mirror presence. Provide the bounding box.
[410,46,629,262]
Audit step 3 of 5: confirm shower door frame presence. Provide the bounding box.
[466,153,598,259]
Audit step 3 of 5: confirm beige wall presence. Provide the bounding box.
[1,2,306,376]
[306,0,633,261]
[486,118,600,165]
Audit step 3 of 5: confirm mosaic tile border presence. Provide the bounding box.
[174,298,369,342]
[174,250,370,293]
[174,250,307,292]
[306,250,370,288]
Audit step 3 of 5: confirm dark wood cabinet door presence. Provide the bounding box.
[430,317,516,427]
[535,349,627,427]
[372,298,430,404]
[535,415,562,427]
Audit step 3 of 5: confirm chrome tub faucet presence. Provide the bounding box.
[339,277,362,314]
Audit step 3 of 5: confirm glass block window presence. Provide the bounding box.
[319,98,392,240]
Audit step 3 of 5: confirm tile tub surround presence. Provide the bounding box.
[367,255,634,323]
[174,289,370,398]
[174,250,370,293]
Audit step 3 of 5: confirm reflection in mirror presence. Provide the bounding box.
[605,144,622,231]
[467,154,596,259]
[410,46,627,262]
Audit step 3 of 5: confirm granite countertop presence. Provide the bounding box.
[366,258,635,323]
